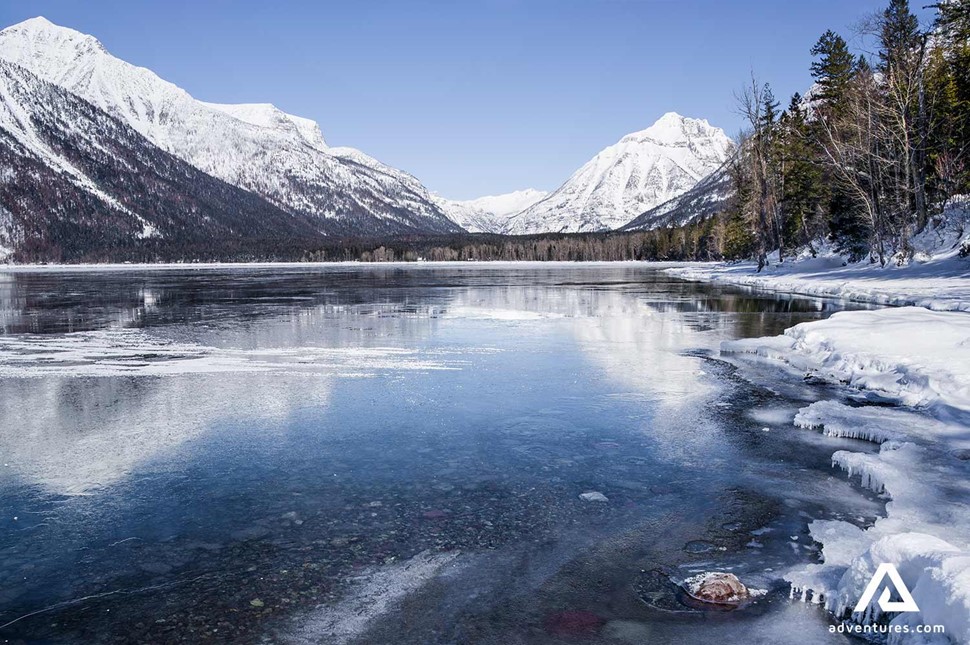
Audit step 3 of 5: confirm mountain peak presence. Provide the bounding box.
[655,111,687,123]
[16,16,53,26]
[623,112,718,146]
[2,16,106,54]
[8,16,55,30]
[505,112,733,234]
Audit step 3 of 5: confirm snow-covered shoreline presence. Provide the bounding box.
[724,318,970,642]
[726,308,970,413]
[668,259,970,312]
[664,202,970,641]
[666,199,970,313]
[717,308,970,640]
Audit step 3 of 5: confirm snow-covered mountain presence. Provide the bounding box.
[504,113,733,235]
[433,189,548,233]
[0,59,324,261]
[621,160,736,231]
[0,17,462,237]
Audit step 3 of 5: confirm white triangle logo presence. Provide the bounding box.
[853,563,920,614]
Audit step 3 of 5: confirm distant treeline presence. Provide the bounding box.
[304,220,727,262]
[12,218,730,264]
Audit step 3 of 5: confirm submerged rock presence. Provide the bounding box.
[579,491,609,503]
[681,572,759,608]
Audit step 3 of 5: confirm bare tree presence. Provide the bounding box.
[734,75,783,270]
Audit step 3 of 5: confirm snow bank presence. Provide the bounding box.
[725,308,970,413]
[787,401,970,642]
[723,308,970,642]
[667,198,970,312]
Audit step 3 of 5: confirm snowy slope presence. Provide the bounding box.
[433,189,549,233]
[201,102,329,152]
[504,113,733,235]
[0,17,461,236]
[0,59,320,261]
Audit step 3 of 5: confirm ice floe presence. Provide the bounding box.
[0,328,464,378]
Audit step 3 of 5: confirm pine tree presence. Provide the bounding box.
[779,94,825,255]
[935,0,970,41]
[723,137,758,260]
[928,0,970,200]
[810,30,856,111]
[879,0,922,74]
[809,31,874,260]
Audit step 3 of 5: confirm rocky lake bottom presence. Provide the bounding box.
[0,264,885,643]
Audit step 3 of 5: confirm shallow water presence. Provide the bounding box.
[0,263,881,643]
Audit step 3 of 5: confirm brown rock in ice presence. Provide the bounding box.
[682,572,752,607]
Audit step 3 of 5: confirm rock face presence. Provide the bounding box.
[504,113,733,234]
[682,572,753,607]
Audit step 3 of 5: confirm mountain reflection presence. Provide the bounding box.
[0,265,848,496]
[0,372,333,495]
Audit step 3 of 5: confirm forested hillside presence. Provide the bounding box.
[715,0,970,268]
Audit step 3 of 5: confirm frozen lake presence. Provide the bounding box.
[0,263,881,643]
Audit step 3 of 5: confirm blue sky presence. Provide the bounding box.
[0,1,936,200]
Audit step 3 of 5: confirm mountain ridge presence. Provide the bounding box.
[433,189,549,233]
[0,59,326,262]
[0,16,463,237]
